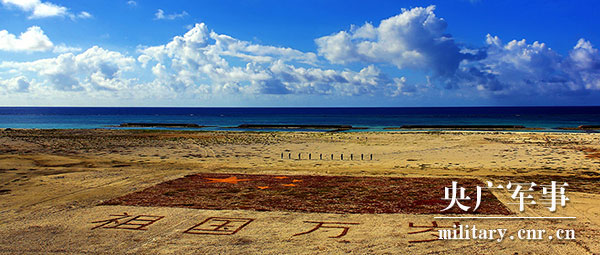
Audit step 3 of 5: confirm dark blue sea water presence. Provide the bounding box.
[0,107,599,132]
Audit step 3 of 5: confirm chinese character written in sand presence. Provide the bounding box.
[408,221,459,243]
[293,221,360,238]
[91,213,164,230]
[184,217,254,235]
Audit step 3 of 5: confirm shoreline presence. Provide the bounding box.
[1,126,597,133]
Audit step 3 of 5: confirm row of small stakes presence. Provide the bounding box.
[281,152,373,160]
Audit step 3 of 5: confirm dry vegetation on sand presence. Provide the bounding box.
[102,173,511,214]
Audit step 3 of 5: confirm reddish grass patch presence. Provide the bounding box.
[101,173,511,214]
[586,152,600,159]
[566,146,600,159]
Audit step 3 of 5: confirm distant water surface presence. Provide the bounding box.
[0,107,599,132]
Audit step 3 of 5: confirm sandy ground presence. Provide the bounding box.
[0,129,599,254]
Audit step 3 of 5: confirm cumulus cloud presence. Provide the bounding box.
[137,23,398,96]
[127,1,137,7]
[569,39,600,90]
[1,0,66,18]
[451,35,600,96]
[1,0,90,19]
[315,5,600,98]
[0,26,53,52]
[0,26,83,54]
[0,23,400,100]
[316,6,482,77]
[155,9,188,20]
[0,76,30,93]
[1,46,136,91]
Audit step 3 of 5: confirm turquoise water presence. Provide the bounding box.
[0,107,599,132]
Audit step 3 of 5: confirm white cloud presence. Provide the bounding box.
[0,76,30,93]
[452,35,600,95]
[0,23,397,100]
[52,43,82,53]
[127,1,137,7]
[137,23,397,96]
[155,9,188,20]
[316,6,600,98]
[76,11,92,19]
[0,26,83,54]
[316,5,481,77]
[1,0,67,18]
[1,46,136,92]
[570,39,600,71]
[390,77,416,97]
[0,26,53,52]
[1,0,91,19]
[569,39,600,91]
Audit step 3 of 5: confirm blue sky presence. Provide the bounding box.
[1,0,599,106]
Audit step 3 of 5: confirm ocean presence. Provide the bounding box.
[0,107,599,132]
